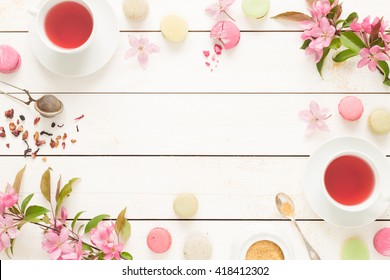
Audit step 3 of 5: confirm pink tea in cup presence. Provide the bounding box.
[324,155,375,206]
[44,1,93,49]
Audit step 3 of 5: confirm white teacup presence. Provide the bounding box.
[29,0,95,55]
[322,150,389,212]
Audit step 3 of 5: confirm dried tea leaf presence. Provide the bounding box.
[13,165,26,194]
[272,12,311,22]
[40,168,52,203]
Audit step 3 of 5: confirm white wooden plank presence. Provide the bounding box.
[1,0,389,31]
[1,157,389,219]
[1,32,389,93]
[1,221,389,260]
[1,94,390,155]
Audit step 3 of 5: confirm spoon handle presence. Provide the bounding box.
[291,219,321,260]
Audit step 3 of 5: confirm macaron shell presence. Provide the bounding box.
[147,227,172,253]
[183,235,212,260]
[160,15,188,42]
[210,21,240,50]
[368,109,390,134]
[341,238,369,260]
[242,0,270,19]
[123,0,149,21]
[373,228,390,256]
[338,96,364,121]
[173,193,198,218]
[0,45,21,74]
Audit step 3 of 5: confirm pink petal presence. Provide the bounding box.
[299,110,313,122]
[220,0,235,8]
[309,101,320,116]
[375,52,389,61]
[128,35,140,48]
[205,4,220,18]
[124,48,138,59]
[306,122,317,135]
[49,248,62,260]
[138,52,149,69]
[316,120,330,132]
[359,48,370,58]
[357,58,370,68]
[368,60,378,72]
[145,43,160,54]
[299,20,315,29]
[370,45,381,54]
[139,35,149,47]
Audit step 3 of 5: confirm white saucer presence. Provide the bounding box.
[305,137,390,228]
[28,0,119,78]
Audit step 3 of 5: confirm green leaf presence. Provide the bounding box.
[55,178,80,216]
[342,12,358,28]
[72,211,85,231]
[13,165,26,194]
[40,168,52,203]
[84,214,110,234]
[42,214,51,224]
[383,78,390,86]
[378,61,390,84]
[271,12,311,22]
[120,252,133,260]
[329,38,341,50]
[24,205,49,221]
[115,208,127,236]
[300,39,311,50]
[316,47,330,76]
[82,243,93,252]
[121,220,131,244]
[333,49,358,62]
[340,31,366,53]
[21,193,34,214]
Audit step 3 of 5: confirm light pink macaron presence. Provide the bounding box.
[374,228,390,256]
[0,45,21,74]
[147,227,172,253]
[210,21,240,50]
[338,96,364,121]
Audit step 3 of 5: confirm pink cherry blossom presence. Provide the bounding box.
[42,228,74,260]
[124,35,160,70]
[308,17,336,51]
[305,46,323,63]
[299,101,331,135]
[102,242,124,260]
[312,0,338,17]
[90,221,115,249]
[61,239,83,260]
[350,16,372,34]
[357,46,389,72]
[0,184,18,214]
[0,215,19,252]
[205,0,235,20]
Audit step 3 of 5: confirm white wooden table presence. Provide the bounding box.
[0,0,390,260]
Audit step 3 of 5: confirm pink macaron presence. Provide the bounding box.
[338,96,364,121]
[0,45,21,74]
[210,21,240,50]
[374,228,390,256]
[147,227,172,253]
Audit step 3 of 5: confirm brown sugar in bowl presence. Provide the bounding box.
[245,240,285,260]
